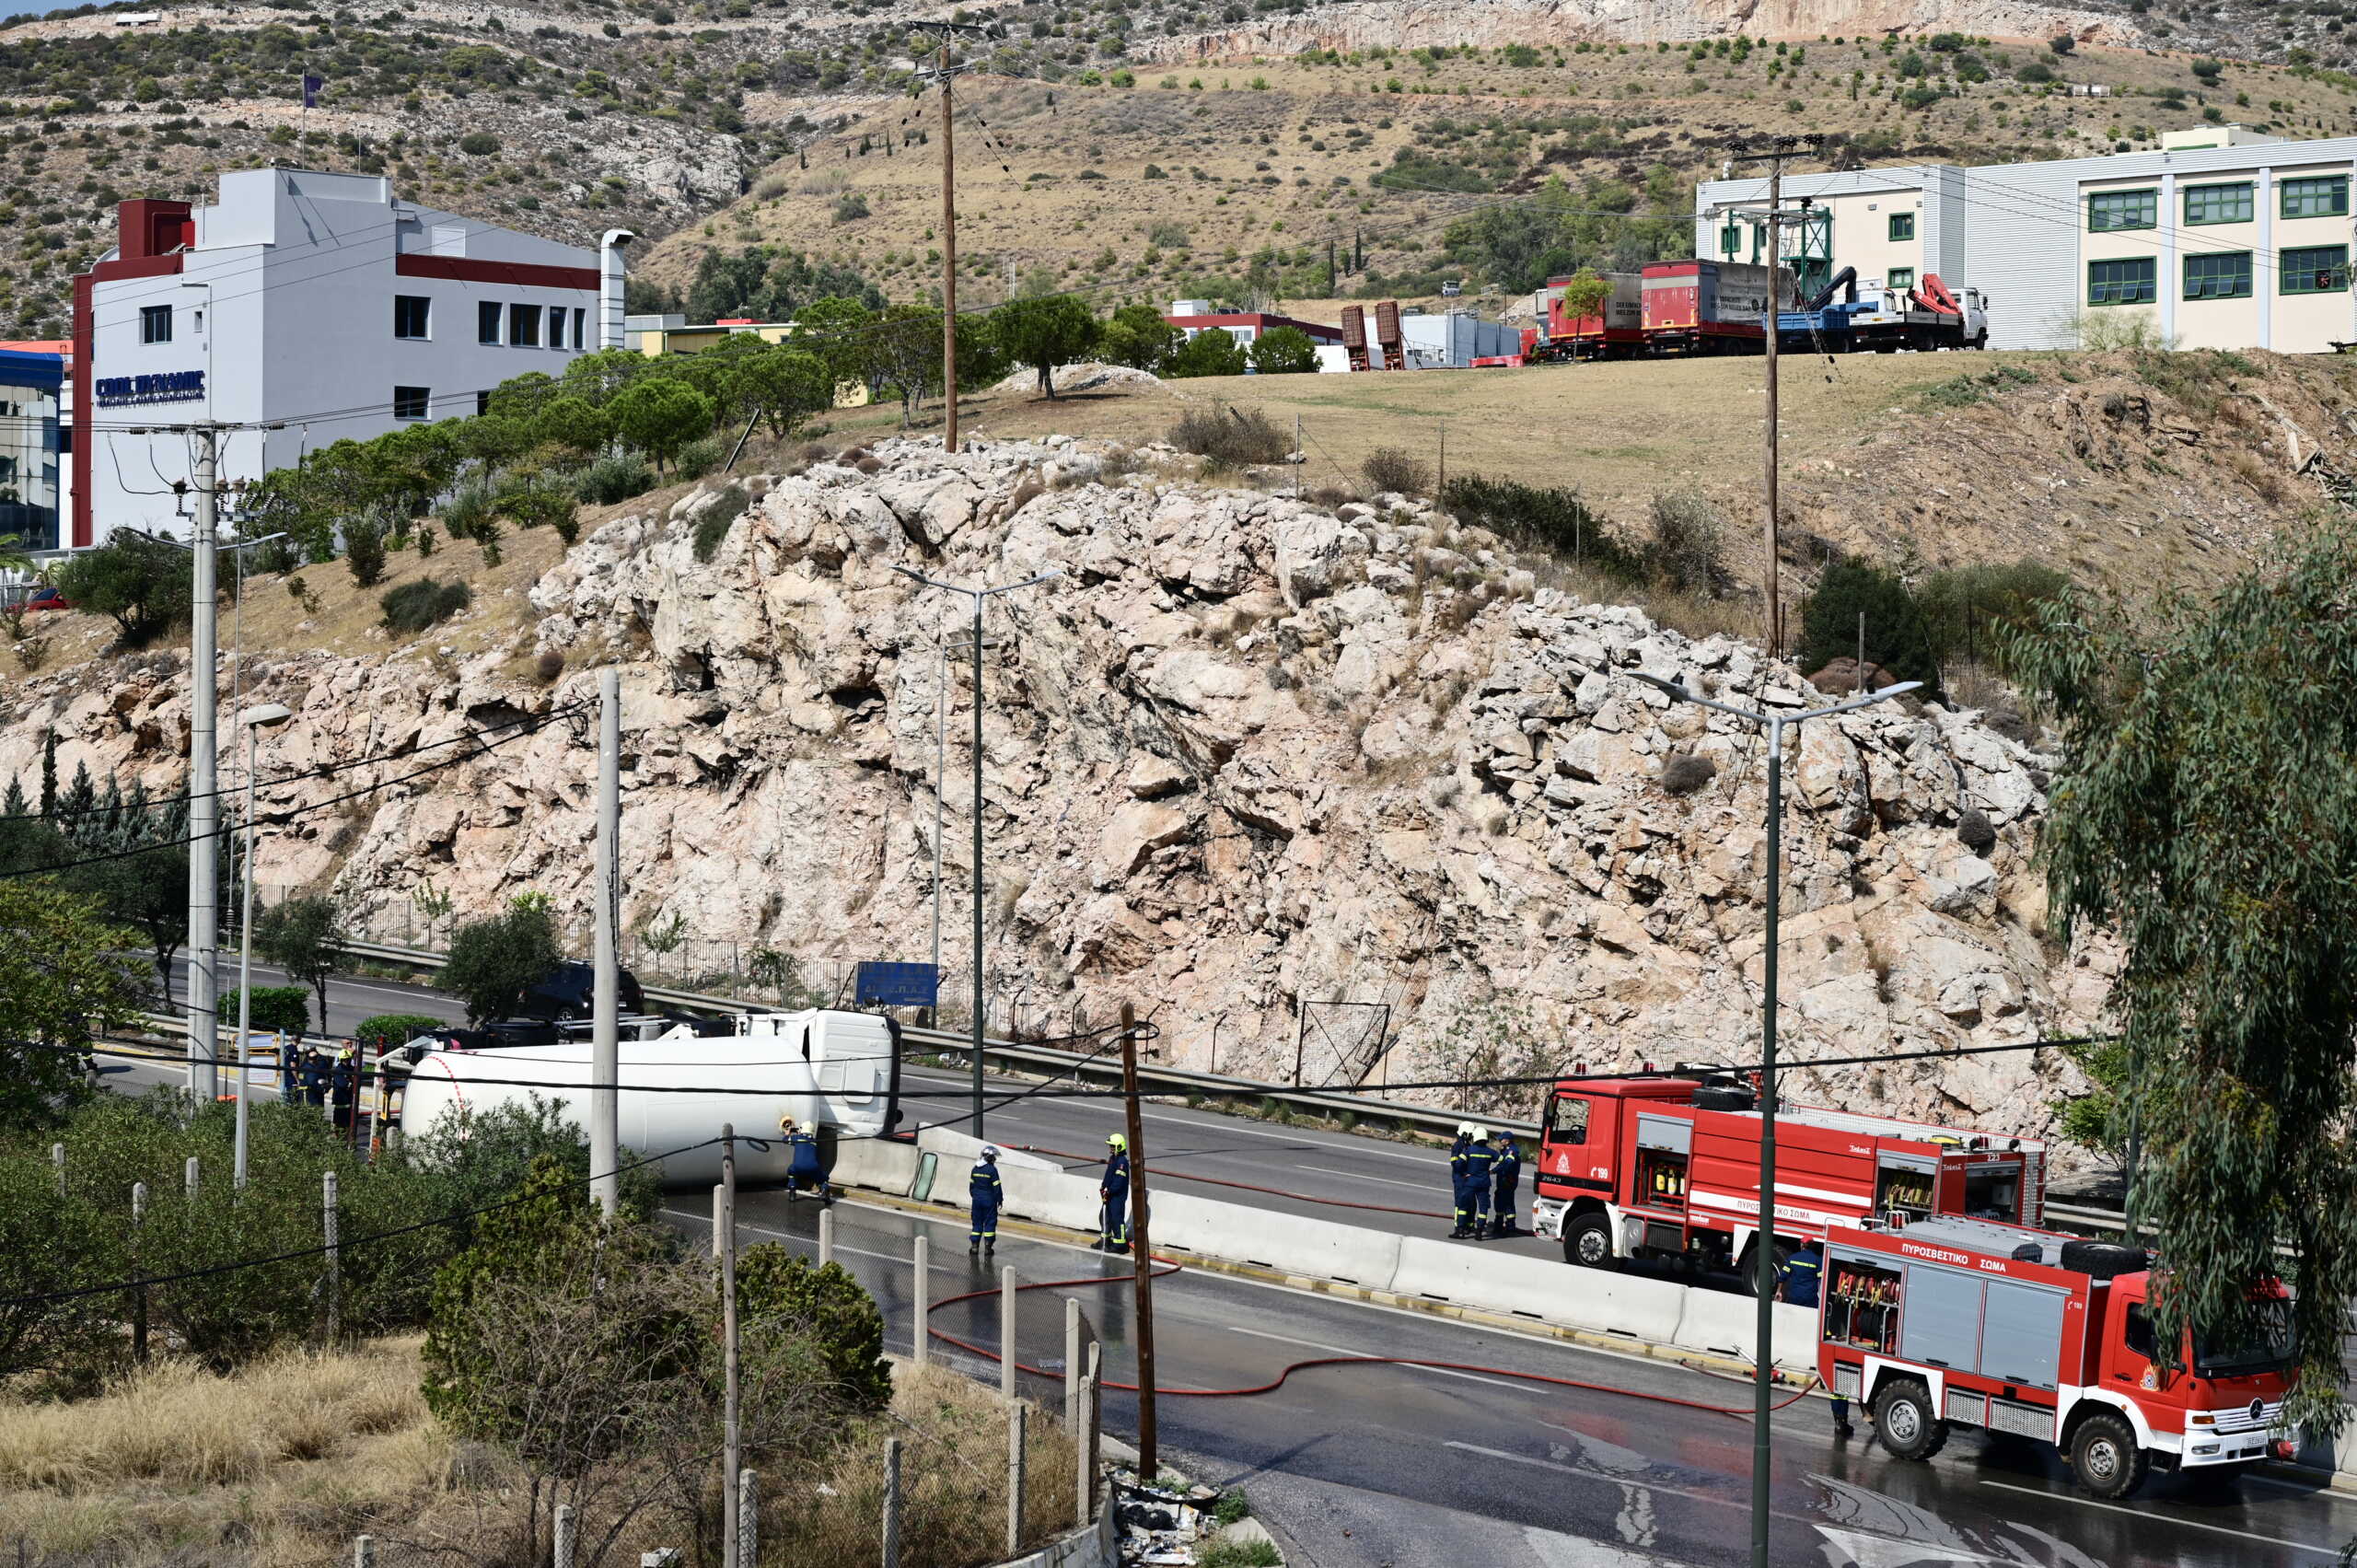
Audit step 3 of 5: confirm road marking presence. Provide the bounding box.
[1976,1481,2344,1555]
[1296,1163,1437,1191]
[1227,1326,1533,1394]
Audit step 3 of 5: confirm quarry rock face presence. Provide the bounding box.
[0,437,2108,1138]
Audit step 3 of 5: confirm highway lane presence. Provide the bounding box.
[682,1191,2356,1568]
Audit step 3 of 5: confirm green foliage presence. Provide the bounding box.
[2008,518,2357,1429]
[736,1247,892,1414]
[1162,327,1248,379]
[49,533,192,646]
[459,132,499,155]
[693,485,752,563]
[354,1012,440,1051]
[1798,557,1939,691]
[830,192,869,223]
[1362,446,1431,495]
[442,895,563,1023]
[1434,169,1689,294]
[380,575,472,634]
[1247,325,1320,375]
[1559,265,1612,324]
[1168,407,1289,468]
[343,516,388,588]
[576,452,656,506]
[0,879,138,1133]
[256,894,343,1036]
[1102,303,1182,374]
[684,247,882,323]
[228,985,312,1039]
[1439,475,1642,580]
[993,294,1101,398]
[1915,558,2070,675]
[610,379,716,470]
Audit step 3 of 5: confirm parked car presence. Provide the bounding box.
[519,959,646,1020]
[18,586,70,614]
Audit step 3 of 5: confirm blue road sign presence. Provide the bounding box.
[855,961,938,1007]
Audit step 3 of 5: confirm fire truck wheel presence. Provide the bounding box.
[1737,1239,1793,1297]
[1564,1213,1618,1271]
[2069,1411,2149,1499]
[1871,1378,1949,1462]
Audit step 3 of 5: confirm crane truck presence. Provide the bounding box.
[1820,1214,2295,1498]
[397,1007,902,1186]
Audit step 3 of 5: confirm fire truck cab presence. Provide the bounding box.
[1530,1072,2044,1293]
[1820,1216,2295,1497]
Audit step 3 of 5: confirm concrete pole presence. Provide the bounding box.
[882,1436,902,1568]
[939,43,958,456]
[1063,1296,1081,1427]
[323,1169,340,1343]
[931,639,946,997]
[552,1504,575,1568]
[591,668,621,1218]
[1750,716,1783,1568]
[353,1536,373,1568]
[912,1236,930,1365]
[1006,1401,1026,1556]
[1120,1002,1157,1477]
[131,1180,148,1364]
[819,1206,835,1269]
[185,1156,199,1194]
[1000,1263,1018,1402]
[187,424,221,1101]
[50,1143,63,1199]
[737,1467,758,1568]
[234,721,259,1188]
[1763,160,1784,657]
[722,1126,741,1568]
[1081,1342,1099,1518]
[970,594,985,1136]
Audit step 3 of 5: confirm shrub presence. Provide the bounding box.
[355,1012,443,1051]
[1440,475,1643,580]
[674,436,724,481]
[1248,325,1320,375]
[1659,751,1717,796]
[442,898,562,1023]
[1168,407,1289,467]
[380,576,472,633]
[442,477,494,538]
[1798,557,1940,691]
[736,1248,891,1414]
[693,484,752,563]
[226,985,310,1038]
[459,131,499,155]
[1643,491,1728,596]
[49,533,192,645]
[576,451,656,505]
[534,647,565,684]
[1916,558,2070,673]
[1162,329,1248,378]
[503,484,580,543]
[343,517,387,587]
[2014,61,2055,83]
[831,192,870,223]
[1362,447,1432,495]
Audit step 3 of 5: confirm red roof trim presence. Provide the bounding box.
[394,253,599,292]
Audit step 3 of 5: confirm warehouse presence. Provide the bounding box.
[1697,125,2357,354]
[72,168,631,549]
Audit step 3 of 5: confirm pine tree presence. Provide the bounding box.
[57,761,95,824]
[1,776,25,819]
[38,729,55,818]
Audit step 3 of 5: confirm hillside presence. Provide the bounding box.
[0,0,2340,341]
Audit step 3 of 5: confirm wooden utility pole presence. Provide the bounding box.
[1727,137,1824,659]
[939,43,958,455]
[1118,1002,1157,1477]
[721,1125,741,1568]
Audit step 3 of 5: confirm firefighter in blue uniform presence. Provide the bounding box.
[300,1046,330,1109]
[1778,1239,1853,1437]
[780,1115,831,1203]
[1448,1123,1474,1237]
[278,1038,301,1103]
[1491,1132,1523,1237]
[1462,1127,1497,1239]
[329,1048,357,1135]
[1098,1132,1132,1253]
[970,1145,1003,1256]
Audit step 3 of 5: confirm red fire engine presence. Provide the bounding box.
[1529,1071,2046,1291]
[1819,1215,2295,1497]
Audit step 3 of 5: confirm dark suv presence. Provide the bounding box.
[519,959,647,1021]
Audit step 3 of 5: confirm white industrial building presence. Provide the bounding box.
[1698,125,2357,354]
[72,168,630,549]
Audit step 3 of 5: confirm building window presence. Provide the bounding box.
[139,304,172,344]
[2282,175,2351,220]
[1719,222,1740,257]
[477,390,493,416]
[573,307,587,350]
[2087,189,2158,232]
[2087,257,2158,306]
[1887,267,1916,291]
[1888,212,1916,242]
[393,295,432,340]
[550,308,569,350]
[392,386,431,421]
[509,303,542,347]
[2184,251,2253,300]
[2282,244,2351,295]
[479,301,503,344]
[2182,182,2254,226]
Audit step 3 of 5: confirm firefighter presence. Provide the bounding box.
[781,1116,830,1202]
[1463,1128,1497,1238]
[278,1037,300,1103]
[970,1145,1003,1256]
[1448,1122,1475,1237]
[299,1046,329,1109]
[329,1048,357,1133]
[1491,1132,1523,1237]
[1779,1239,1853,1437]
[1098,1132,1132,1253]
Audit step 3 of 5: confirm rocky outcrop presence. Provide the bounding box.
[0,437,2108,1137]
[1144,0,2144,60]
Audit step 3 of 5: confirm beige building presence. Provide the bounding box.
[1700,126,2357,353]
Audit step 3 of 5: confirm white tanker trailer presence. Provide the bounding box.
[397,1009,902,1187]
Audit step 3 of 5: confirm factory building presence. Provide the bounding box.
[72,168,631,549]
[1697,126,2357,353]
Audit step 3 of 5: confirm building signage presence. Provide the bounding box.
[93,369,204,407]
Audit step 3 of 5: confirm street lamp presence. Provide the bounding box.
[1615,664,1919,1568]
[232,701,293,1189]
[891,563,1061,1139]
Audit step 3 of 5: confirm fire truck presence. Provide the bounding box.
[1528,1071,2046,1292]
[1819,1215,2295,1497]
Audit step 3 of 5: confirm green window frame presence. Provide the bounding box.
[2281,175,2350,220]
[2087,257,2157,307]
[2183,251,2252,300]
[2281,244,2350,295]
[1888,211,1916,242]
[1887,266,1916,290]
[1719,222,1741,258]
[2088,189,2158,232]
[2181,182,2253,226]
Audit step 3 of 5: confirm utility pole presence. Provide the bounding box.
[1725,137,1823,658]
[187,424,221,1101]
[1119,1001,1157,1478]
[720,1124,741,1568]
[940,42,958,455]
[591,668,621,1218]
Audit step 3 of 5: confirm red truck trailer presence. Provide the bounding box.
[1640,260,1794,354]
[1529,1070,2046,1291]
[1819,1215,2294,1497]
[1538,271,1644,359]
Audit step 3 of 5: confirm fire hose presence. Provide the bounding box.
[1004,1141,1454,1221]
[921,1255,1823,1414]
